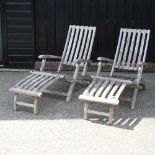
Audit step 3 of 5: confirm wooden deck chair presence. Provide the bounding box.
[9,25,96,114]
[79,28,150,124]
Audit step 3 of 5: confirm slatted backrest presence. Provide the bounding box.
[111,28,150,75]
[59,25,96,67]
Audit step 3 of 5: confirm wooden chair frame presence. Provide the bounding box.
[9,25,96,114]
[79,28,150,124]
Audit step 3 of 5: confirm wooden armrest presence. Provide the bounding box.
[137,62,146,66]
[92,76,132,84]
[97,57,113,63]
[38,55,61,59]
[76,59,92,64]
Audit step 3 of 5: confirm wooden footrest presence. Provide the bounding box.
[9,71,63,96]
[79,77,129,124]
[79,78,128,105]
[9,71,64,114]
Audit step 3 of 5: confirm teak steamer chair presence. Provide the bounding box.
[79,28,150,124]
[9,25,96,114]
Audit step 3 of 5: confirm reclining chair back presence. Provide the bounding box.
[58,25,96,71]
[111,28,150,76]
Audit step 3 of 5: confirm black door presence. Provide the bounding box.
[2,0,35,68]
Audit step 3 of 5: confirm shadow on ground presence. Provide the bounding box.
[0,72,155,130]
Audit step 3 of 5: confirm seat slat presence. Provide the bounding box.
[79,95,119,105]
[89,79,103,96]
[83,80,97,96]
[101,81,115,98]
[22,75,45,90]
[17,74,39,88]
[114,83,126,99]
[28,75,49,91]
[14,74,34,87]
[39,76,60,92]
[95,80,109,97]
[33,76,55,91]
[107,82,121,99]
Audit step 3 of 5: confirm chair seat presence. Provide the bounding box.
[9,71,64,97]
[79,78,128,105]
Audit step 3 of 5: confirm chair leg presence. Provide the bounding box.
[84,103,89,119]
[34,97,40,114]
[66,82,76,102]
[131,87,139,109]
[139,78,145,90]
[13,93,19,111]
[108,105,114,125]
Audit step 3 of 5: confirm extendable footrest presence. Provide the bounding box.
[9,71,64,114]
[79,77,130,124]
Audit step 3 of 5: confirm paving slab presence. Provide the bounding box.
[0,71,155,155]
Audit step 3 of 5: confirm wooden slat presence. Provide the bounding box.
[131,30,141,67]
[14,73,34,87]
[107,82,121,99]
[9,87,42,97]
[114,83,126,99]
[113,28,123,68]
[142,30,150,62]
[16,101,34,108]
[68,26,80,64]
[122,30,132,67]
[86,27,96,61]
[137,31,146,65]
[39,76,60,91]
[116,29,127,66]
[61,25,72,63]
[95,80,109,97]
[22,74,45,90]
[43,90,67,96]
[126,30,136,68]
[83,80,97,96]
[28,75,48,91]
[17,74,39,88]
[101,81,115,98]
[33,76,54,91]
[78,27,88,60]
[87,110,109,117]
[82,27,93,62]
[89,79,103,96]
[31,71,64,78]
[63,26,76,64]
[72,26,84,64]
[92,76,132,84]
[79,95,119,105]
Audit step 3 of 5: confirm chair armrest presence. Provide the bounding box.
[38,55,61,60]
[76,59,92,65]
[97,57,113,63]
[137,62,146,66]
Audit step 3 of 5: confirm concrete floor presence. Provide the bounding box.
[0,71,155,155]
